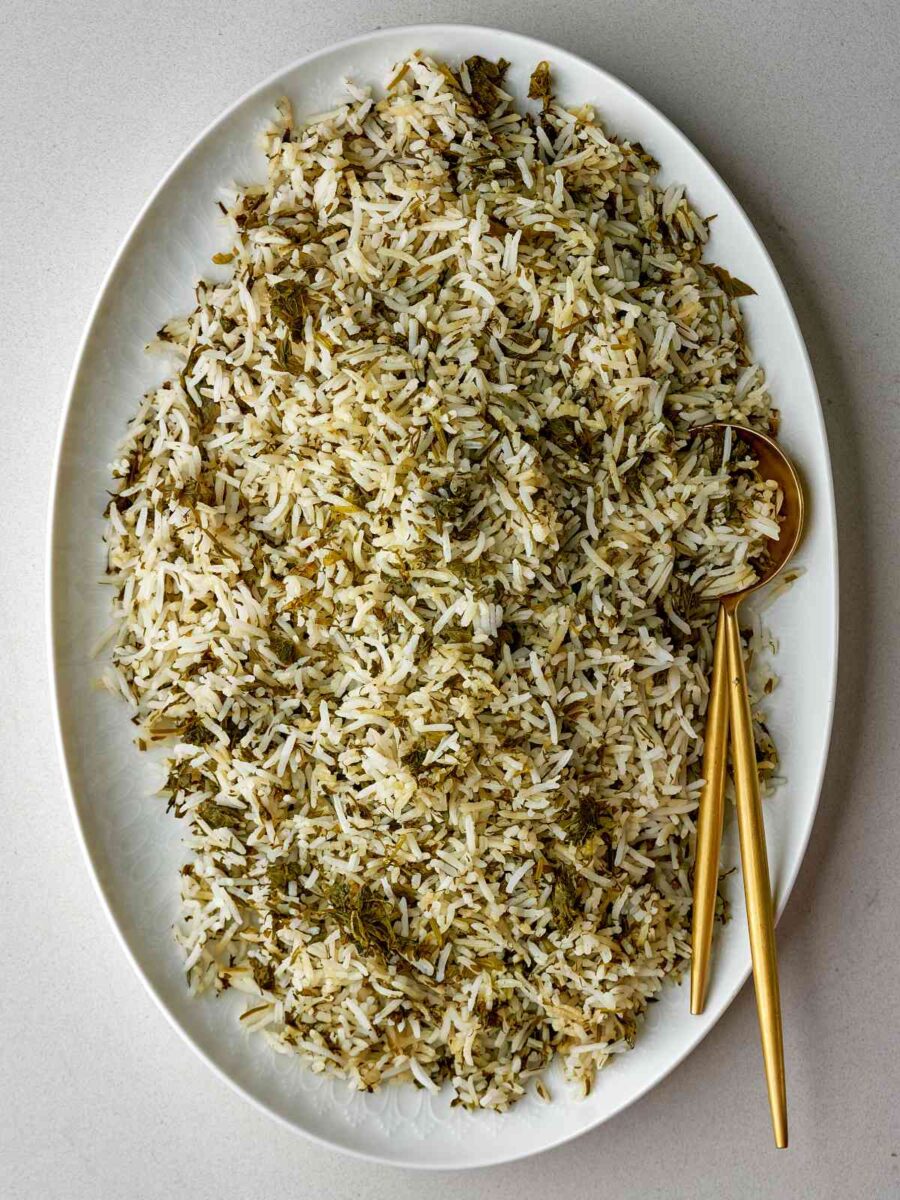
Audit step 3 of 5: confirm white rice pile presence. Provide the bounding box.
[102,54,781,1110]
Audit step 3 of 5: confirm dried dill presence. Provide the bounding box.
[122,448,147,489]
[432,1051,457,1085]
[614,1011,638,1049]
[273,333,302,375]
[268,859,304,890]
[550,865,582,932]
[179,344,202,393]
[269,280,310,339]
[708,264,757,299]
[455,557,487,585]
[667,576,700,620]
[269,632,299,666]
[696,424,727,465]
[250,958,276,991]
[629,140,660,172]
[754,719,778,768]
[402,746,429,775]
[325,878,403,960]
[496,622,525,654]
[194,800,243,829]
[162,760,202,794]
[560,796,611,847]
[715,867,736,925]
[432,489,471,527]
[527,60,553,110]
[179,475,216,506]
[181,715,216,746]
[749,541,777,576]
[663,575,704,648]
[460,55,510,118]
[188,395,218,436]
[542,416,576,446]
[541,417,594,463]
[234,190,269,229]
[160,764,201,817]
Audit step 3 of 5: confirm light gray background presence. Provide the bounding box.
[2,0,898,1196]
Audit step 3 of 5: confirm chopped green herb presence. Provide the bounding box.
[181,715,216,746]
[667,576,700,619]
[560,796,611,847]
[251,958,276,991]
[273,333,302,374]
[268,859,304,889]
[235,191,269,229]
[709,264,757,298]
[325,878,404,960]
[269,632,299,665]
[195,800,242,829]
[162,761,202,796]
[402,746,429,775]
[180,476,216,506]
[460,56,510,117]
[270,280,310,339]
[550,865,582,932]
[527,61,553,110]
[629,140,660,172]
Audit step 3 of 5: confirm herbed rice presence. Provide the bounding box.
[102,54,782,1110]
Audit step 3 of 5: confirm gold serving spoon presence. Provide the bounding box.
[689,423,805,1150]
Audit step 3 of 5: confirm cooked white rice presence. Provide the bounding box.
[102,54,781,1110]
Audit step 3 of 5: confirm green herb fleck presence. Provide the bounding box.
[250,959,276,991]
[235,191,269,229]
[432,489,471,527]
[198,398,218,434]
[541,417,594,462]
[181,715,216,746]
[162,760,202,796]
[667,576,700,619]
[325,878,403,960]
[629,140,660,172]
[273,333,302,375]
[270,632,299,666]
[460,56,510,118]
[269,280,310,339]
[195,800,242,829]
[402,746,429,775]
[550,865,582,932]
[180,476,216,506]
[268,859,304,890]
[527,61,553,110]
[179,344,202,393]
[560,797,610,847]
[709,264,757,298]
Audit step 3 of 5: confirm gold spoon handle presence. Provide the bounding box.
[723,597,788,1149]
[691,604,730,1014]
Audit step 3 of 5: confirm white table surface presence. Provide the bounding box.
[3,1,899,1195]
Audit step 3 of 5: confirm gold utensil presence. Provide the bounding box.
[689,423,804,1150]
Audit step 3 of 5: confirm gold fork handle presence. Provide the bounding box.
[723,596,788,1149]
[691,603,730,1014]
